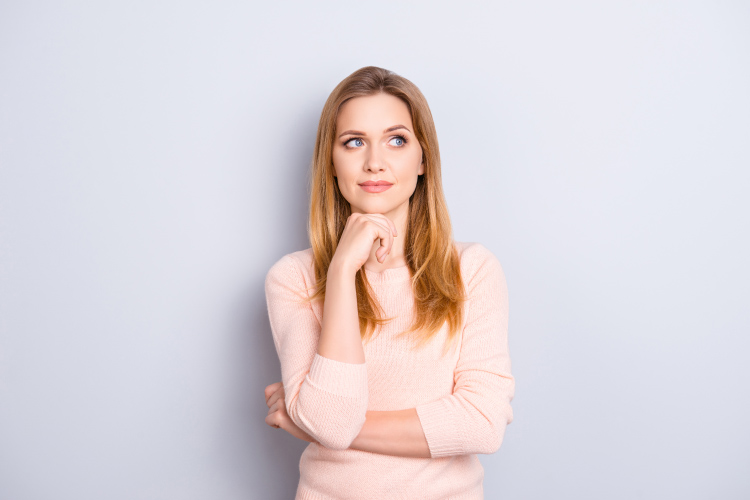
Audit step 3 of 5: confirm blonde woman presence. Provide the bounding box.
[263,66,515,499]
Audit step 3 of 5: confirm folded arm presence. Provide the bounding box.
[348,244,515,459]
[349,409,431,458]
[265,254,368,450]
[415,244,515,458]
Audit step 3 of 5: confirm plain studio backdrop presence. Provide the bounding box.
[1,1,748,499]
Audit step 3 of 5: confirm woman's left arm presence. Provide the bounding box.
[412,244,515,459]
[347,245,514,459]
[348,409,431,458]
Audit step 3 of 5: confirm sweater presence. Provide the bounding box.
[264,241,515,500]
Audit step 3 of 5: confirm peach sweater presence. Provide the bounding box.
[264,241,515,499]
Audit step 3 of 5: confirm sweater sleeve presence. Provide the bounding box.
[414,244,515,458]
[264,254,369,450]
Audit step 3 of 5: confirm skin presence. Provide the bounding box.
[331,91,424,273]
[265,92,432,458]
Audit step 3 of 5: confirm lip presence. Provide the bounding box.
[359,180,393,193]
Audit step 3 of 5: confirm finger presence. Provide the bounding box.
[267,388,284,409]
[268,401,285,429]
[267,399,283,417]
[264,382,282,401]
[367,216,394,260]
[377,215,398,259]
[265,412,281,429]
[267,386,285,408]
[368,214,398,259]
[374,218,394,262]
[268,399,279,413]
[367,213,397,238]
[375,228,391,263]
[359,215,393,262]
[379,214,398,237]
[265,383,284,406]
[360,214,391,236]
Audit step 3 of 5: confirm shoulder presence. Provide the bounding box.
[454,241,506,290]
[454,241,498,262]
[265,247,315,289]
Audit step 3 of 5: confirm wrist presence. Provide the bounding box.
[328,256,360,280]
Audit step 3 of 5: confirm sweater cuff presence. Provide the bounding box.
[416,397,466,458]
[306,353,368,398]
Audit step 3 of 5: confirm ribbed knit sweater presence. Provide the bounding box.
[264,241,515,500]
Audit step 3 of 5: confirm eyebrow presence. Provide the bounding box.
[338,124,412,139]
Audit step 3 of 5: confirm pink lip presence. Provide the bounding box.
[359,180,393,193]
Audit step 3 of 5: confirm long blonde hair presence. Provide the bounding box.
[307,66,465,357]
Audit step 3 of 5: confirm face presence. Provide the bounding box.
[332,92,424,222]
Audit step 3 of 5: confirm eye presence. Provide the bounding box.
[389,135,408,147]
[343,137,364,149]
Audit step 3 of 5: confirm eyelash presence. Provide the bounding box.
[342,135,409,149]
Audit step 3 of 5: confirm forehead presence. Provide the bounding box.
[336,93,413,131]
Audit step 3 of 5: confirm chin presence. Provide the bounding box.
[357,206,392,215]
[348,195,408,215]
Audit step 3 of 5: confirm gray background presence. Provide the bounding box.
[1,1,748,499]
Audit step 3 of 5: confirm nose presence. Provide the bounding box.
[364,145,386,173]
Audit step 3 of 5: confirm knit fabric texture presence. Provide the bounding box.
[264,241,515,500]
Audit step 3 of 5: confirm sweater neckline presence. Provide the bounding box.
[363,264,411,284]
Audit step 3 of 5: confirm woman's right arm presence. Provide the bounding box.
[265,255,369,450]
[316,259,364,363]
[317,212,398,364]
[265,212,398,450]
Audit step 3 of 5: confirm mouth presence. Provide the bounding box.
[359,180,393,193]
[359,181,393,186]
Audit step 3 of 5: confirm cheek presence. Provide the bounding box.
[331,163,350,194]
[332,155,356,182]
[403,150,424,176]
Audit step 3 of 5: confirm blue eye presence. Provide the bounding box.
[343,135,408,149]
[389,135,408,147]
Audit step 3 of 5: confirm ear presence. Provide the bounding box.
[418,157,425,175]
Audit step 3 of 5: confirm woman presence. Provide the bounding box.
[263,66,515,499]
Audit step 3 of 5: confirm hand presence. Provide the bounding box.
[264,382,318,444]
[331,212,398,274]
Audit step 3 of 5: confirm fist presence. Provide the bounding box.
[331,212,398,273]
[264,382,318,443]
